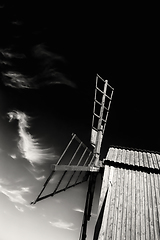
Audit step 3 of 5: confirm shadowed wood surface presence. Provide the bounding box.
[94,147,160,240]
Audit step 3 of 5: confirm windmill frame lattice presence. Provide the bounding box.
[31,74,114,240]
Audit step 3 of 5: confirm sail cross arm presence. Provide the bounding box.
[51,164,100,172]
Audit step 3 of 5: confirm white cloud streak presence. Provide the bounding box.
[15,205,24,212]
[9,154,17,159]
[49,219,76,231]
[25,204,36,210]
[21,187,30,192]
[7,110,56,165]
[0,48,26,59]
[73,208,97,218]
[0,185,28,205]
[3,71,33,89]
[73,208,84,213]
[0,184,36,210]
[35,175,45,181]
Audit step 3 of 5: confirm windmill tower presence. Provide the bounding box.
[31,74,160,240]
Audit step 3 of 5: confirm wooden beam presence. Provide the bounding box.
[93,164,114,240]
[51,164,100,172]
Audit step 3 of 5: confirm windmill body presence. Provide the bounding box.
[94,147,160,240]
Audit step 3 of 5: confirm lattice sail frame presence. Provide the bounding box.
[91,74,114,147]
[31,74,114,206]
[31,134,98,205]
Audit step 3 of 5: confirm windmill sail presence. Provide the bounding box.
[91,74,114,148]
[31,133,98,205]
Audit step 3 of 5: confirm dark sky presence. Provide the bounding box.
[0,3,159,240]
[1,2,159,154]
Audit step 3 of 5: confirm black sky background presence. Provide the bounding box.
[0,3,159,160]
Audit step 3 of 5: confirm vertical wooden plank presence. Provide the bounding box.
[147,152,154,169]
[150,172,160,239]
[107,147,120,240]
[125,149,130,165]
[121,149,129,239]
[111,148,118,163]
[153,173,160,232]
[134,151,139,167]
[135,151,141,240]
[135,169,141,240]
[125,150,131,240]
[105,167,118,240]
[116,167,125,240]
[111,166,121,240]
[153,155,160,223]
[126,169,132,240]
[147,153,155,239]
[142,152,149,168]
[129,150,134,166]
[155,153,160,169]
[158,169,160,199]
[98,166,114,240]
[106,148,114,161]
[116,148,122,164]
[146,172,155,240]
[158,173,160,216]
[151,153,159,170]
[98,146,114,216]
[98,165,110,215]
[131,169,136,240]
[138,151,144,167]
[118,149,126,239]
[143,171,150,239]
[121,167,129,239]
[140,171,146,240]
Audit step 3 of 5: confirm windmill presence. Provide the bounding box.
[31,73,114,239]
[31,73,160,240]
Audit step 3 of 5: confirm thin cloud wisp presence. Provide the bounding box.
[8,110,56,165]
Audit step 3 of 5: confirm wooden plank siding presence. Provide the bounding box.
[94,147,160,240]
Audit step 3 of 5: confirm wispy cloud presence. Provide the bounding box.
[25,165,46,181]
[32,44,76,88]
[0,183,35,211]
[21,187,30,193]
[73,208,84,213]
[25,204,36,210]
[9,154,17,159]
[3,71,33,89]
[35,175,45,181]
[49,219,76,231]
[33,44,63,62]
[0,185,29,205]
[15,205,24,212]
[7,110,56,165]
[0,48,26,59]
[73,208,97,217]
[1,44,76,89]
[25,165,45,175]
